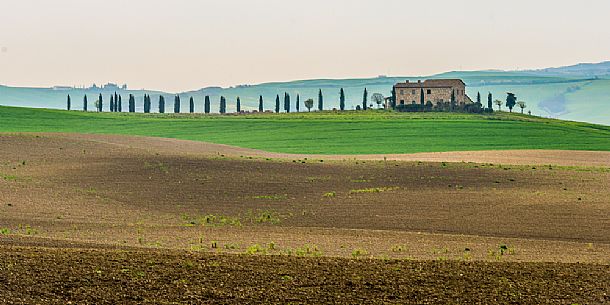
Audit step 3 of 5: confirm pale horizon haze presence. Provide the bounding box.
[1,0,610,92]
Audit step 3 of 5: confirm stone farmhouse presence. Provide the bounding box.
[393,79,472,108]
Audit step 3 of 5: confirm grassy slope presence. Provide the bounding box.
[1,106,609,154]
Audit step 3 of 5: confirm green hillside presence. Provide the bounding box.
[1,106,609,154]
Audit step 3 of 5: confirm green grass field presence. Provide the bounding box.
[1,106,609,154]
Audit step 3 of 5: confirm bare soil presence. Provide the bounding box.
[40,132,610,167]
[1,133,609,303]
[1,246,609,305]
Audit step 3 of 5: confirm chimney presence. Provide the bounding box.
[417,80,421,83]
[405,80,409,83]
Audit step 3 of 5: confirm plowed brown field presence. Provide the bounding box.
[1,133,609,304]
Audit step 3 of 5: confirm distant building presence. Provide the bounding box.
[393,79,471,107]
[52,86,73,91]
[103,83,120,90]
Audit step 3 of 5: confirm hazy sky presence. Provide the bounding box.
[1,0,609,92]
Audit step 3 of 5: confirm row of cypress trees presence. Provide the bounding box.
[68,87,376,113]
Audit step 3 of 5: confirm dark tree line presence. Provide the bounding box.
[69,87,509,115]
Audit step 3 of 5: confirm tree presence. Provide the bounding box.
[159,95,165,113]
[477,92,481,104]
[174,95,181,113]
[83,95,88,111]
[129,94,135,113]
[275,94,280,113]
[487,92,493,110]
[190,97,195,113]
[114,92,118,111]
[127,94,133,112]
[362,88,368,110]
[339,88,345,111]
[204,96,211,114]
[517,101,527,114]
[371,93,384,109]
[304,98,314,112]
[494,99,503,111]
[98,94,103,112]
[318,89,323,111]
[117,95,122,112]
[66,94,71,110]
[284,92,290,113]
[296,94,300,112]
[143,94,150,113]
[110,95,115,112]
[258,95,263,112]
[219,96,226,114]
[236,97,241,113]
[421,88,426,106]
[506,93,517,112]
[391,87,396,109]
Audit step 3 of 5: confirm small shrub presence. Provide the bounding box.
[391,244,407,252]
[351,248,368,258]
[295,244,322,257]
[245,244,266,255]
[323,192,336,198]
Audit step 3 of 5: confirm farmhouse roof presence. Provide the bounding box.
[394,79,466,89]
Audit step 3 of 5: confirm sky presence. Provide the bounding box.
[1,0,610,92]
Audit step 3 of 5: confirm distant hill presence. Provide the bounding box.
[524,61,610,78]
[1,62,609,126]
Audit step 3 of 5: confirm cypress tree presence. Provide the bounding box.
[363,88,368,110]
[174,95,181,113]
[144,94,151,113]
[159,95,165,113]
[284,93,290,113]
[189,97,195,113]
[236,97,241,113]
[110,95,115,112]
[83,95,88,111]
[487,92,493,110]
[477,92,481,104]
[67,94,71,111]
[258,95,263,112]
[220,96,226,114]
[339,88,345,111]
[506,93,517,112]
[296,94,300,112]
[204,96,210,114]
[114,92,118,109]
[98,94,103,112]
[275,95,280,113]
[117,95,122,112]
[128,94,134,113]
[391,87,396,109]
[318,89,323,111]
[420,88,425,106]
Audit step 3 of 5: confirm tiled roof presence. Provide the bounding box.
[394,79,465,88]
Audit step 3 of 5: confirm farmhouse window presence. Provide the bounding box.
[400,100,405,105]
[412,90,416,94]
[427,89,432,94]
[400,90,404,95]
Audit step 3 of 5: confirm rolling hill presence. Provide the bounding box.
[1,106,609,154]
